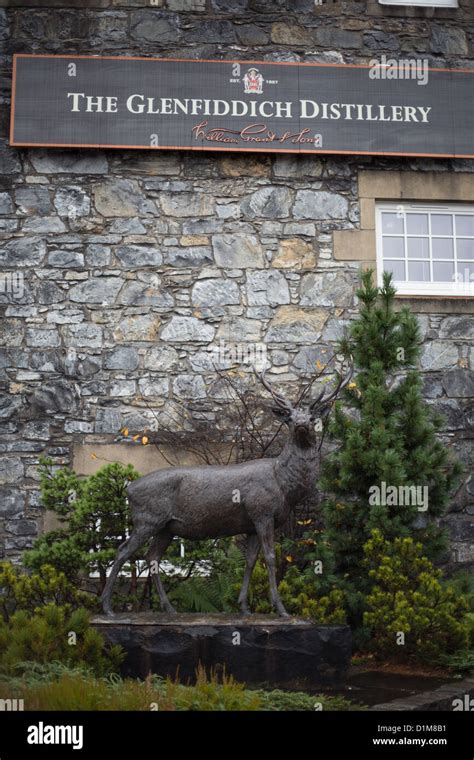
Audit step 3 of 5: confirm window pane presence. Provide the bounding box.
[407,237,429,259]
[456,215,474,237]
[384,260,406,281]
[382,212,404,234]
[408,261,431,281]
[433,262,455,282]
[456,239,474,261]
[432,238,454,259]
[406,213,429,235]
[383,237,405,258]
[431,214,453,236]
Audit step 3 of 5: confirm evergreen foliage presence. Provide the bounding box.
[363,530,469,662]
[0,563,123,676]
[320,271,462,621]
[24,460,140,589]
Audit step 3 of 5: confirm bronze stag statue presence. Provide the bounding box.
[101,365,353,617]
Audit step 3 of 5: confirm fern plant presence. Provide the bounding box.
[167,541,245,613]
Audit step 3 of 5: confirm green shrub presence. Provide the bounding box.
[363,529,469,662]
[0,665,361,711]
[281,526,340,597]
[243,529,347,623]
[154,532,346,620]
[442,571,474,651]
[256,688,363,711]
[444,570,474,614]
[439,650,474,676]
[0,563,122,676]
[0,561,93,622]
[24,460,140,591]
[0,667,259,711]
[0,606,123,677]
[249,547,347,624]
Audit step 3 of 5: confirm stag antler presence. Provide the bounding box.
[296,353,337,407]
[258,369,293,412]
[309,356,354,411]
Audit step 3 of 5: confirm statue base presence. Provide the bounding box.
[92,613,351,688]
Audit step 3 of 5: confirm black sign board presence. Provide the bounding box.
[10,54,474,158]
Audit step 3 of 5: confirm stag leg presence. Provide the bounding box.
[238,534,260,615]
[147,532,176,615]
[101,527,151,615]
[256,520,290,618]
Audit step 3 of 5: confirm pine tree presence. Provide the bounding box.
[24,459,140,591]
[320,270,462,620]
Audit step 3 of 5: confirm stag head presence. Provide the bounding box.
[259,359,353,448]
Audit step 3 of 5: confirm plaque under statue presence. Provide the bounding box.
[101,366,352,617]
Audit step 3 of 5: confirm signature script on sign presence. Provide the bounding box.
[192,120,318,146]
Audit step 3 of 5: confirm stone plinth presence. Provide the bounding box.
[91,613,351,688]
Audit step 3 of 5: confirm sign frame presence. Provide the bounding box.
[9,53,474,159]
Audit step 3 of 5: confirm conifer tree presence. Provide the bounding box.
[320,270,462,615]
[24,460,140,591]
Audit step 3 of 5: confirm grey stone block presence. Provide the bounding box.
[92,613,352,687]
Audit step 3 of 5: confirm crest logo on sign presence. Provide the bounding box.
[243,68,263,95]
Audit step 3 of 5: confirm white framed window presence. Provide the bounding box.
[375,202,474,296]
[379,0,458,7]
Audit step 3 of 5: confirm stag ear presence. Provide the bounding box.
[309,403,331,422]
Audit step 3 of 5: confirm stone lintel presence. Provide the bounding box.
[359,170,474,203]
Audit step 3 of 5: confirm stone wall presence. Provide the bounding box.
[0,0,472,566]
